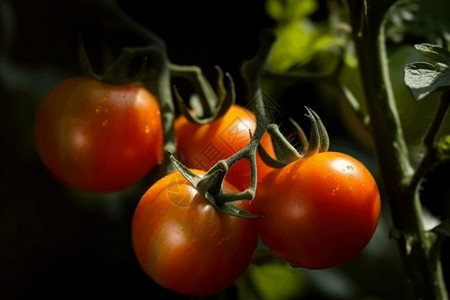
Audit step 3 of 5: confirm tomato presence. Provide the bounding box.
[34,77,164,193]
[131,169,258,295]
[175,104,275,191]
[250,152,380,269]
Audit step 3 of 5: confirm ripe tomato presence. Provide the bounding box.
[250,152,380,269]
[131,169,258,295]
[34,77,164,193]
[174,104,275,191]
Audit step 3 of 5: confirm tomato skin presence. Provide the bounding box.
[250,152,381,269]
[132,170,258,295]
[34,77,164,193]
[175,104,275,191]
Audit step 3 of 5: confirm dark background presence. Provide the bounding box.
[1,1,449,299]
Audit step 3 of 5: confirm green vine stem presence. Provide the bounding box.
[347,1,448,299]
[409,91,450,191]
[97,0,176,175]
[193,30,277,206]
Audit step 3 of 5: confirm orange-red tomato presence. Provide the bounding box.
[132,169,258,296]
[175,104,275,191]
[34,77,164,193]
[250,152,381,269]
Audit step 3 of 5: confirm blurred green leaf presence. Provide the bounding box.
[265,0,342,72]
[265,0,317,22]
[404,62,450,101]
[385,0,450,44]
[415,43,450,65]
[236,261,308,300]
[437,135,450,160]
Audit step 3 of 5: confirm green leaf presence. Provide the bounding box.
[415,43,450,65]
[437,135,450,160]
[431,219,450,237]
[265,0,317,22]
[236,260,308,300]
[385,0,450,44]
[265,0,342,72]
[404,62,450,100]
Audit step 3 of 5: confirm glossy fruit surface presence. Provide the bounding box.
[175,104,275,191]
[132,169,258,295]
[34,76,163,192]
[251,152,381,269]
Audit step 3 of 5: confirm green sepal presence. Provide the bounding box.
[257,143,289,168]
[204,191,261,219]
[172,67,235,124]
[167,151,260,219]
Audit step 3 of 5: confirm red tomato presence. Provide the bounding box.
[250,152,381,269]
[34,77,164,193]
[131,169,258,295]
[175,104,275,191]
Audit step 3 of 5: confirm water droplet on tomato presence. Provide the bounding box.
[145,125,150,134]
[346,165,354,171]
[102,120,108,127]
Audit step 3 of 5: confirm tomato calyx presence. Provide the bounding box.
[168,151,260,218]
[172,65,236,124]
[258,107,330,168]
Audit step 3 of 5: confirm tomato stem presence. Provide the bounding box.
[198,30,277,206]
[347,0,449,299]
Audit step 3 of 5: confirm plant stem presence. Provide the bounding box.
[347,1,448,299]
[409,91,450,190]
[102,0,176,173]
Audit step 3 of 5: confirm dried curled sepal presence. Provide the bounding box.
[172,67,236,124]
[260,107,330,168]
[310,109,330,153]
[289,117,309,153]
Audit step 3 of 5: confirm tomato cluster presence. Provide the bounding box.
[35,76,380,296]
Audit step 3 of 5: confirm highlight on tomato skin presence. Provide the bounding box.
[34,76,164,193]
[174,104,275,191]
[250,151,381,270]
[131,169,259,296]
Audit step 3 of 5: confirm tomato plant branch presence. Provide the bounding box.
[409,91,450,193]
[347,1,448,299]
[194,30,277,206]
[98,0,176,175]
